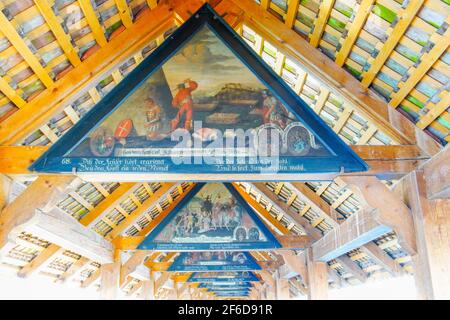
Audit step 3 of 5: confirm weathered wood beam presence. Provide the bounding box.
[140,274,156,300]
[403,171,450,299]
[224,0,441,155]
[337,176,416,255]
[0,4,175,146]
[0,175,75,251]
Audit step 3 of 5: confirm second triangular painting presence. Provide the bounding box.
[30,4,367,181]
[137,183,281,251]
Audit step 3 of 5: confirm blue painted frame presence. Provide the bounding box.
[188,271,259,283]
[168,251,261,272]
[29,4,368,178]
[199,282,253,289]
[137,182,281,251]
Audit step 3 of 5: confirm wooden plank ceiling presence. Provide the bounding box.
[0,0,448,299]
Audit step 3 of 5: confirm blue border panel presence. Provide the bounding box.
[29,4,368,177]
[188,271,260,283]
[168,251,262,272]
[137,183,281,251]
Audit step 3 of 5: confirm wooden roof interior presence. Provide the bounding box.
[0,0,448,300]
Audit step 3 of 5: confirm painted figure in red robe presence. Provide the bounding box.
[171,79,198,130]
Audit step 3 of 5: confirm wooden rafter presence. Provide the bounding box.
[360,1,425,87]
[0,3,175,146]
[221,0,441,155]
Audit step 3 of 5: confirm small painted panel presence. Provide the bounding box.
[168,251,261,272]
[137,183,281,250]
[199,282,253,290]
[188,271,259,283]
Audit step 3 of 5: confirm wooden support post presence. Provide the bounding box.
[100,253,121,300]
[404,171,450,299]
[420,145,450,200]
[141,272,156,300]
[275,276,290,300]
[306,248,328,300]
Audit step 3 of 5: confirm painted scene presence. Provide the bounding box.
[68,26,330,159]
[150,183,273,247]
[188,271,259,283]
[169,251,260,272]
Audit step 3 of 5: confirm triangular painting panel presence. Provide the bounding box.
[137,182,281,251]
[198,282,253,290]
[188,271,259,283]
[168,251,261,272]
[30,4,367,181]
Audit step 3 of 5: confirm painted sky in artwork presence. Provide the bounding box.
[162,26,265,97]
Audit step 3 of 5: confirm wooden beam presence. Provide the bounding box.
[17,244,60,278]
[80,267,101,288]
[306,248,328,300]
[120,251,149,287]
[225,0,441,154]
[79,183,138,227]
[312,207,392,262]
[78,0,108,47]
[24,208,114,264]
[275,277,290,300]
[0,11,53,87]
[0,4,175,145]
[338,176,416,255]
[277,250,308,285]
[254,182,372,280]
[404,171,450,299]
[389,23,450,108]
[336,254,368,283]
[284,0,300,29]
[0,175,75,251]
[0,145,427,176]
[34,0,81,66]
[100,259,121,300]
[140,274,156,300]
[360,1,424,86]
[309,0,335,47]
[107,182,176,239]
[420,145,450,200]
[114,0,134,28]
[57,257,90,283]
[334,0,374,66]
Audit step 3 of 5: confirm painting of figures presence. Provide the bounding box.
[188,271,259,283]
[68,26,329,159]
[168,251,261,272]
[139,183,279,250]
